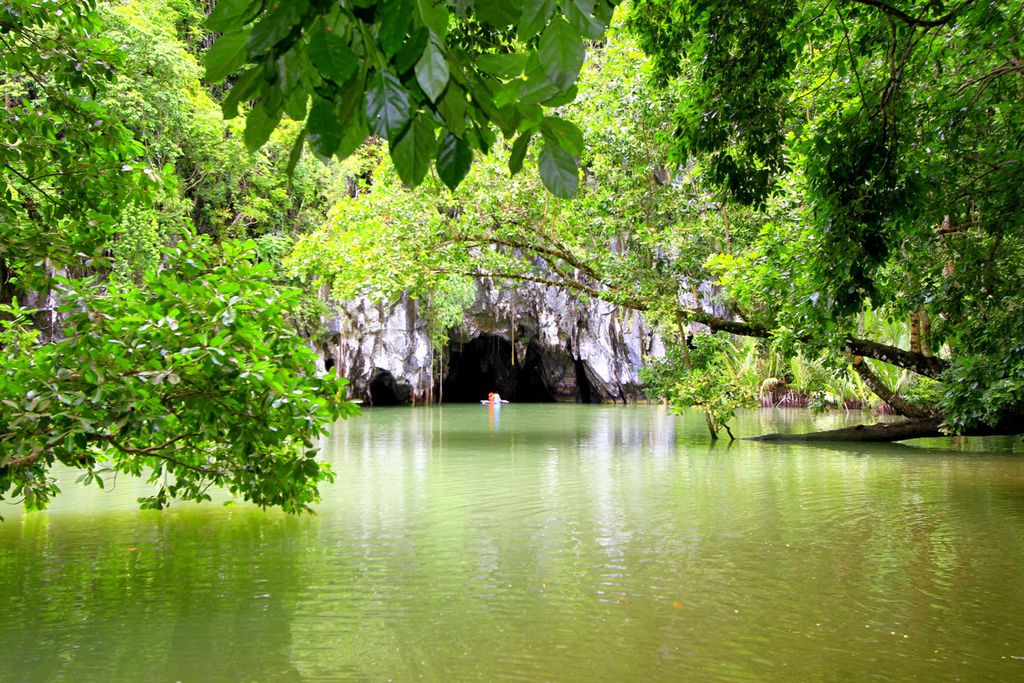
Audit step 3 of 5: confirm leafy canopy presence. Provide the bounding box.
[0,238,357,515]
[1,0,359,514]
[205,0,621,197]
[286,1,1024,435]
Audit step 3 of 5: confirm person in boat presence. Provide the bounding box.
[481,392,509,404]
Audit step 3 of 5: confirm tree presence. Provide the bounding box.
[242,0,1023,440]
[628,0,1024,437]
[0,239,357,513]
[0,1,358,515]
[0,0,154,298]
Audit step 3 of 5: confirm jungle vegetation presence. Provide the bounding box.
[1,0,1021,511]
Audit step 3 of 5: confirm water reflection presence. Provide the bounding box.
[0,508,312,681]
[2,406,1024,681]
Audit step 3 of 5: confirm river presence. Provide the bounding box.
[1,405,1023,681]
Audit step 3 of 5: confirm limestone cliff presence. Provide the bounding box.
[321,279,665,405]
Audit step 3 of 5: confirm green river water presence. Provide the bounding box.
[2,405,1024,681]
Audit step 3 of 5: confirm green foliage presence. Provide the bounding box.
[941,351,1024,433]
[286,4,1024,437]
[628,0,797,205]
[641,333,756,438]
[0,0,155,282]
[0,238,358,514]
[628,0,1024,432]
[205,0,623,195]
[289,21,689,314]
[110,204,168,283]
[4,0,1020,473]
[0,0,363,513]
[424,276,477,351]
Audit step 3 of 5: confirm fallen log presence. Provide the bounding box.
[748,417,1020,443]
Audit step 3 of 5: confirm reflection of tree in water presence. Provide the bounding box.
[5,408,1024,681]
[0,508,314,681]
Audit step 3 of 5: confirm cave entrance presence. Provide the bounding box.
[440,335,556,403]
[368,370,404,406]
[575,359,600,404]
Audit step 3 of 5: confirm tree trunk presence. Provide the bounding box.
[684,309,950,379]
[704,412,718,441]
[919,310,932,357]
[749,418,944,442]
[749,417,1020,443]
[677,316,717,440]
[909,312,921,353]
[850,356,931,418]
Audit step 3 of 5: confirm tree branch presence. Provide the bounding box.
[683,309,950,378]
[850,355,931,417]
[955,61,1024,92]
[459,235,604,282]
[103,433,217,475]
[435,268,605,299]
[2,448,43,469]
[749,415,1021,442]
[852,0,969,28]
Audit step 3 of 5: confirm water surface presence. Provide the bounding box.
[2,405,1023,681]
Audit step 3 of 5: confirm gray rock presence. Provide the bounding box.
[322,279,664,405]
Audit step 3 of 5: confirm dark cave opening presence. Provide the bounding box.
[440,335,556,403]
[575,359,599,404]
[368,370,403,406]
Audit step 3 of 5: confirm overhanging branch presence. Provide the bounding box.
[435,246,951,380]
[683,309,950,379]
[853,0,969,28]
[850,355,931,417]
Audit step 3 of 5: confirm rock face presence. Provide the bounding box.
[322,280,664,405]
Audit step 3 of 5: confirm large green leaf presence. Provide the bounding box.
[518,63,562,105]
[247,0,309,58]
[275,47,304,97]
[538,140,578,198]
[221,68,261,118]
[394,27,430,74]
[509,130,534,175]
[206,0,258,32]
[437,83,467,137]
[286,129,307,176]
[538,18,584,90]
[475,0,521,28]
[416,0,449,38]
[378,0,414,57]
[415,40,449,102]
[391,113,437,187]
[477,53,529,79]
[542,85,578,107]
[243,101,282,152]
[518,103,544,131]
[366,71,413,138]
[541,116,583,156]
[518,0,554,40]
[436,133,473,190]
[563,0,605,39]
[307,98,341,157]
[308,30,358,85]
[284,88,308,121]
[336,113,370,160]
[336,79,371,159]
[205,30,250,83]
